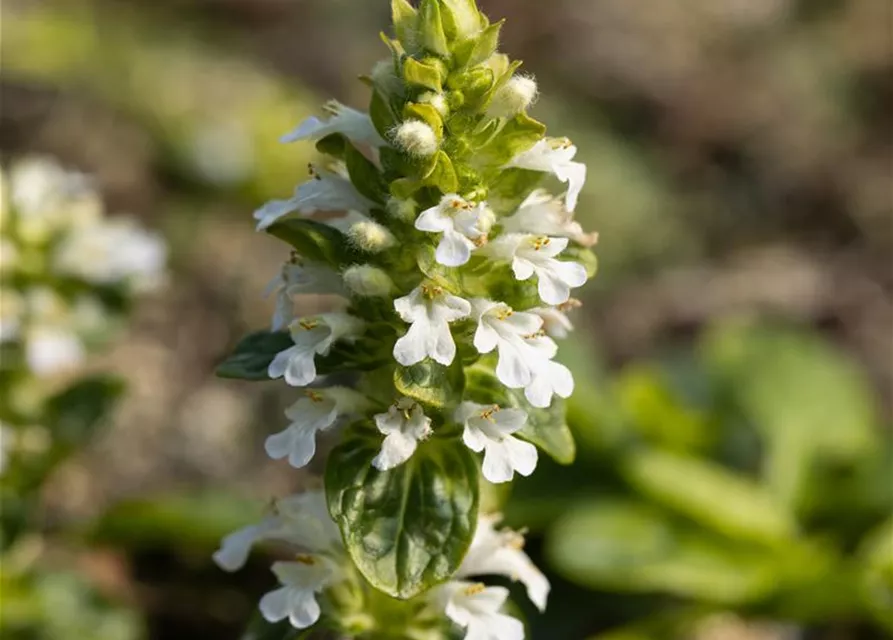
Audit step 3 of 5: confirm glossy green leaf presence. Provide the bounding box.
[547,501,778,604]
[346,141,388,204]
[466,363,575,464]
[266,218,356,267]
[422,150,459,194]
[216,330,292,380]
[622,449,797,546]
[394,358,465,409]
[478,112,545,166]
[453,20,503,68]
[403,57,442,91]
[326,431,480,599]
[403,102,444,139]
[370,89,398,140]
[439,0,484,40]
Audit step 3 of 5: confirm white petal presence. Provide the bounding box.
[393,320,430,366]
[284,352,317,387]
[436,229,474,267]
[462,424,488,453]
[259,586,292,623]
[473,322,499,354]
[550,360,575,398]
[511,257,535,281]
[372,431,418,470]
[495,340,533,388]
[431,321,457,366]
[554,259,588,287]
[502,310,543,336]
[467,615,525,640]
[213,520,276,572]
[524,375,553,409]
[555,161,586,212]
[482,443,516,483]
[394,288,424,322]
[505,437,538,477]
[536,268,572,305]
[268,346,298,379]
[439,294,473,321]
[287,591,322,629]
[264,424,319,469]
[415,205,453,232]
[280,116,324,143]
[493,408,528,432]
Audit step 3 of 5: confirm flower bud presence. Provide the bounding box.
[392,120,439,157]
[386,197,417,222]
[347,220,396,253]
[418,91,449,117]
[343,265,395,298]
[489,75,538,118]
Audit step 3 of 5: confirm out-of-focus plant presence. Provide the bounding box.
[0,157,166,640]
[506,321,892,639]
[213,1,598,638]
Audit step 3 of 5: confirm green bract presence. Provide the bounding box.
[217,1,595,636]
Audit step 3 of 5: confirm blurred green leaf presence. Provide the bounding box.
[267,218,358,268]
[44,376,125,449]
[622,449,797,546]
[547,500,778,604]
[859,517,893,632]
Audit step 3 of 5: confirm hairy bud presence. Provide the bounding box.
[347,220,396,253]
[343,265,395,298]
[392,120,439,157]
[489,75,538,118]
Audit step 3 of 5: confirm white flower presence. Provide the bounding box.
[268,313,365,387]
[456,402,537,483]
[265,387,372,468]
[523,339,574,409]
[504,138,587,211]
[530,304,576,339]
[439,582,524,640]
[372,398,432,471]
[260,556,341,630]
[458,514,550,612]
[213,491,340,572]
[253,165,373,231]
[484,234,587,305]
[393,285,471,366]
[472,299,544,388]
[265,261,344,332]
[25,327,85,376]
[415,194,494,267]
[502,189,598,247]
[54,217,167,291]
[281,101,386,149]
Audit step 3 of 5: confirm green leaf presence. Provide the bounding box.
[622,449,798,546]
[390,177,423,200]
[391,0,418,44]
[394,358,465,409]
[439,0,484,40]
[859,517,893,632]
[546,500,778,604]
[478,112,545,167]
[45,375,125,449]
[447,67,494,109]
[453,20,503,68]
[403,57,443,91]
[418,0,449,56]
[421,150,459,194]
[466,363,575,464]
[370,89,398,140]
[266,218,356,267]
[216,330,292,380]
[346,142,387,204]
[403,103,444,139]
[326,431,480,599]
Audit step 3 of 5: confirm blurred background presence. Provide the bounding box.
[1,0,891,639]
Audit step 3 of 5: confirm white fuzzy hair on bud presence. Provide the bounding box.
[347,220,396,253]
[343,265,395,298]
[392,120,439,157]
[489,75,538,118]
[386,197,417,222]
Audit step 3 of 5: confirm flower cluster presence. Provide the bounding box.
[216,2,597,638]
[0,157,166,475]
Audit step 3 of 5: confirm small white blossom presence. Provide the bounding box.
[522,334,574,408]
[484,234,587,305]
[213,491,339,572]
[372,398,432,471]
[254,165,373,231]
[439,582,524,640]
[54,217,167,291]
[472,299,544,388]
[265,261,344,332]
[25,326,85,376]
[268,313,365,387]
[393,285,471,366]
[530,303,577,339]
[260,556,341,630]
[502,189,598,247]
[458,514,550,612]
[415,194,494,267]
[504,138,587,211]
[265,387,372,468]
[281,100,386,149]
[456,402,537,483]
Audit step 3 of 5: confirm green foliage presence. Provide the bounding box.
[267,219,358,268]
[394,359,466,410]
[216,330,293,380]
[326,429,480,599]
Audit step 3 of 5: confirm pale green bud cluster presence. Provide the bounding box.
[217,2,597,639]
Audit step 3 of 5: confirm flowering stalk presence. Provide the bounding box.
[216,1,597,638]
